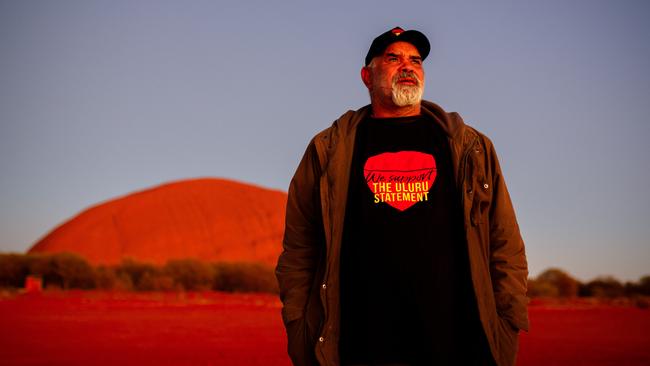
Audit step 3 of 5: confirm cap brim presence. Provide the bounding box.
[365,29,431,66]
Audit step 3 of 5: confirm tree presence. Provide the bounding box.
[583,276,625,298]
[214,262,278,293]
[534,268,580,297]
[527,277,559,297]
[638,275,650,296]
[116,258,160,291]
[0,253,29,288]
[22,252,95,289]
[164,259,214,291]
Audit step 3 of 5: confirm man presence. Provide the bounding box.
[276,27,528,366]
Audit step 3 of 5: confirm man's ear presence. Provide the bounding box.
[361,66,372,90]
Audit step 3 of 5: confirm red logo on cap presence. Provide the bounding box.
[391,27,404,36]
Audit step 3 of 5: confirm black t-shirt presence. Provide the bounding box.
[339,114,485,365]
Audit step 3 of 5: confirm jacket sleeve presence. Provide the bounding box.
[486,140,529,332]
[275,139,324,365]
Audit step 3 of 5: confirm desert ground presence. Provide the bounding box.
[1,291,649,366]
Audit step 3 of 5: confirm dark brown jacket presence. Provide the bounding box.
[276,101,529,366]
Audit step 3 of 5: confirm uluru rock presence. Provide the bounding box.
[28,178,287,267]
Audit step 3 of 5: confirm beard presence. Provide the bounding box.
[390,71,424,107]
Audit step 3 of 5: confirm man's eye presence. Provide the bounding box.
[388,57,398,62]
[412,59,422,65]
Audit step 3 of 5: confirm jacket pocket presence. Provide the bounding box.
[495,315,519,366]
[286,316,310,366]
[466,145,491,225]
[470,178,491,225]
[285,314,320,366]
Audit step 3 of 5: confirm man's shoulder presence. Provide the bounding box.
[314,105,371,140]
[420,100,495,146]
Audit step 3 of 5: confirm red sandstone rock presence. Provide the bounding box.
[28,178,287,267]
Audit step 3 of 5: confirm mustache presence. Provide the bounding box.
[392,71,421,86]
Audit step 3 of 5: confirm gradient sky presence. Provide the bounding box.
[1,0,649,281]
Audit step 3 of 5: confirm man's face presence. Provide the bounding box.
[362,41,425,107]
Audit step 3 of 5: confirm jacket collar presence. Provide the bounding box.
[420,100,466,139]
[333,100,466,141]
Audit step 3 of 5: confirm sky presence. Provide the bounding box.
[1,0,649,282]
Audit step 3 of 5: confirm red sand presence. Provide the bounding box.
[1,292,649,366]
[0,291,290,366]
[518,300,650,366]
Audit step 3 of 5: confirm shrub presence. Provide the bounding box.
[164,259,214,291]
[94,266,117,289]
[0,253,279,295]
[138,271,175,291]
[214,262,279,294]
[94,266,137,291]
[0,253,30,288]
[535,268,580,297]
[527,278,559,297]
[115,259,160,291]
[53,253,95,289]
[638,275,650,296]
[582,276,625,298]
[27,252,95,289]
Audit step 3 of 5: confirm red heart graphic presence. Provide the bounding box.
[363,151,437,211]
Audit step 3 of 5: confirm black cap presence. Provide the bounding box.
[364,27,430,66]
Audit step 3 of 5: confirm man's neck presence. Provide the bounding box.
[370,101,421,118]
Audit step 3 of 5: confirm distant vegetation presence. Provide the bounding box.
[1,252,648,302]
[528,267,650,304]
[0,252,278,294]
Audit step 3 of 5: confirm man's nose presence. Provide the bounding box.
[399,61,415,73]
